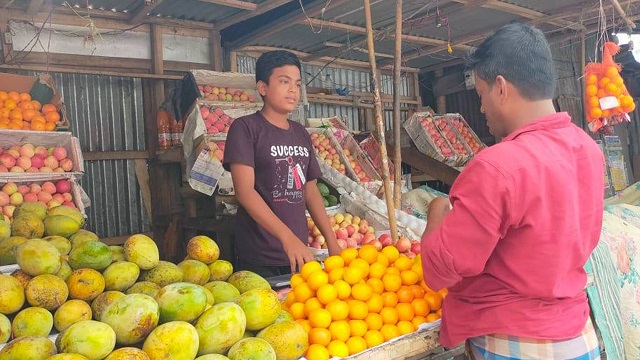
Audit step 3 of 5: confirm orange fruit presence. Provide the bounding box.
[397,286,414,303]
[381,246,400,262]
[366,293,383,313]
[366,278,384,294]
[18,101,33,110]
[380,307,398,325]
[21,123,30,130]
[309,308,332,329]
[31,115,46,124]
[411,263,424,280]
[309,328,332,346]
[397,320,416,335]
[328,267,344,283]
[376,253,390,267]
[607,83,620,96]
[297,319,312,333]
[326,299,349,321]
[42,104,57,114]
[586,74,598,85]
[364,330,384,348]
[293,283,314,303]
[19,93,31,102]
[410,284,425,299]
[327,340,349,358]
[22,109,35,121]
[290,273,304,288]
[400,270,419,286]
[31,121,46,131]
[352,283,372,302]
[343,267,363,285]
[334,280,351,300]
[380,324,401,341]
[589,107,602,119]
[368,262,387,279]
[346,336,367,355]
[328,320,350,342]
[31,100,41,111]
[349,258,370,277]
[437,288,448,298]
[412,316,426,329]
[0,108,8,118]
[9,109,22,121]
[585,84,598,96]
[306,343,330,360]
[437,308,442,317]
[301,261,323,280]
[596,89,607,98]
[3,99,16,111]
[308,271,329,291]
[606,66,619,79]
[317,284,338,305]
[8,122,21,130]
[44,111,60,123]
[7,92,20,102]
[340,248,358,265]
[324,255,344,272]
[364,313,383,331]
[412,298,430,316]
[381,292,398,307]
[599,77,611,88]
[425,292,442,311]
[348,320,368,337]
[284,291,296,307]
[614,76,625,86]
[358,244,379,264]
[382,273,401,292]
[304,297,323,317]
[347,300,368,320]
[0,91,7,101]
[396,303,415,321]
[289,302,305,320]
[385,267,400,276]
[393,256,413,271]
[425,312,441,322]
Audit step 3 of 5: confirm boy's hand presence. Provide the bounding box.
[282,235,314,273]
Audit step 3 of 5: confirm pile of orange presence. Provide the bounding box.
[585,66,635,123]
[0,91,60,131]
[283,244,447,360]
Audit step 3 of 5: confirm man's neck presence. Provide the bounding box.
[260,105,289,129]
[507,100,557,134]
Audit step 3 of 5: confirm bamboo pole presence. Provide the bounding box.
[610,0,636,30]
[392,0,403,209]
[363,0,399,243]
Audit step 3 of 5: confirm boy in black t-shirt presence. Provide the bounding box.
[223,50,340,277]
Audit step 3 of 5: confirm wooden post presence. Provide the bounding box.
[392,0,403,209]
[435,69,446,114]
[363,0,398,243]
[210,29,223,71]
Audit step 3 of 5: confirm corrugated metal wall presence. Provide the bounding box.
[236,54,412,131]
[11,71,151,238]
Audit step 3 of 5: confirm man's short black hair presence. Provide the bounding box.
[466,22,556,100]
[255,50,302,84]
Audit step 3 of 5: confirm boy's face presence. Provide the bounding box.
[258,65,301,114]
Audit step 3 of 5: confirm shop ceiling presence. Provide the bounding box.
[4,0,640,72]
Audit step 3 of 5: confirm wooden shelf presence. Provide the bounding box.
[155,147,183,163]
[400,146,461,186]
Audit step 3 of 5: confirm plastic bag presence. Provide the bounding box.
[585,41,636,133]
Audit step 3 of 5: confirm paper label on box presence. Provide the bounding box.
[189,149,225,196]
[600,96,620,110]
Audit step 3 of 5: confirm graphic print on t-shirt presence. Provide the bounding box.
[271,145,310,204]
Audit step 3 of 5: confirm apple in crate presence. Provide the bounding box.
[310,133,347,175]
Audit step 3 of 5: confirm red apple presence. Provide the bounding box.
[396,237,412,253]
[346,225,356,236]
[337,239,347,249]
[371,239,383,251]
[335,228,348,240]
[346,238,358,248]
[379,233,393,247]
[411,241,421,255]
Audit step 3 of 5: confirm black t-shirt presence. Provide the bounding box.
[223,112,322,266]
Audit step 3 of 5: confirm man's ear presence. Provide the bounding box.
[257,80,267,97]
[495,75,509,103]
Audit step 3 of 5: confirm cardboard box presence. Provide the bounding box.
[0,130,84,178]
[0,72,70,130]
[192,69,263,110]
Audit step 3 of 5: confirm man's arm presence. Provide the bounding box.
[421,159,511,290]
[231,163,313,273]
[305,180,341,255]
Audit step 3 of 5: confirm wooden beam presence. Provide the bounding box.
[302,18,475,49]
[611,0,637,30]
[210,29,223,71]
[130,0,165,25]
[302,37,368,62]
[83,151,149,161]
[228,0,352,49]
[198,0,256,11]
[215,0,293,30]
[401,146,460,185]
[26,0,45,13]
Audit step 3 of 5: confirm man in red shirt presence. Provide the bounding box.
[421,23,604,359]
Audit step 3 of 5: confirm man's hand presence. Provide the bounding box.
[424,197,451,237]
[326,235,341,256]
[282,234,314,273]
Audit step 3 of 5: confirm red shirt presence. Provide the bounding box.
[422,112,604,347]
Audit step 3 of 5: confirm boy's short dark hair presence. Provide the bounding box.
[466,22,556,100]
[255,50,302,84]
